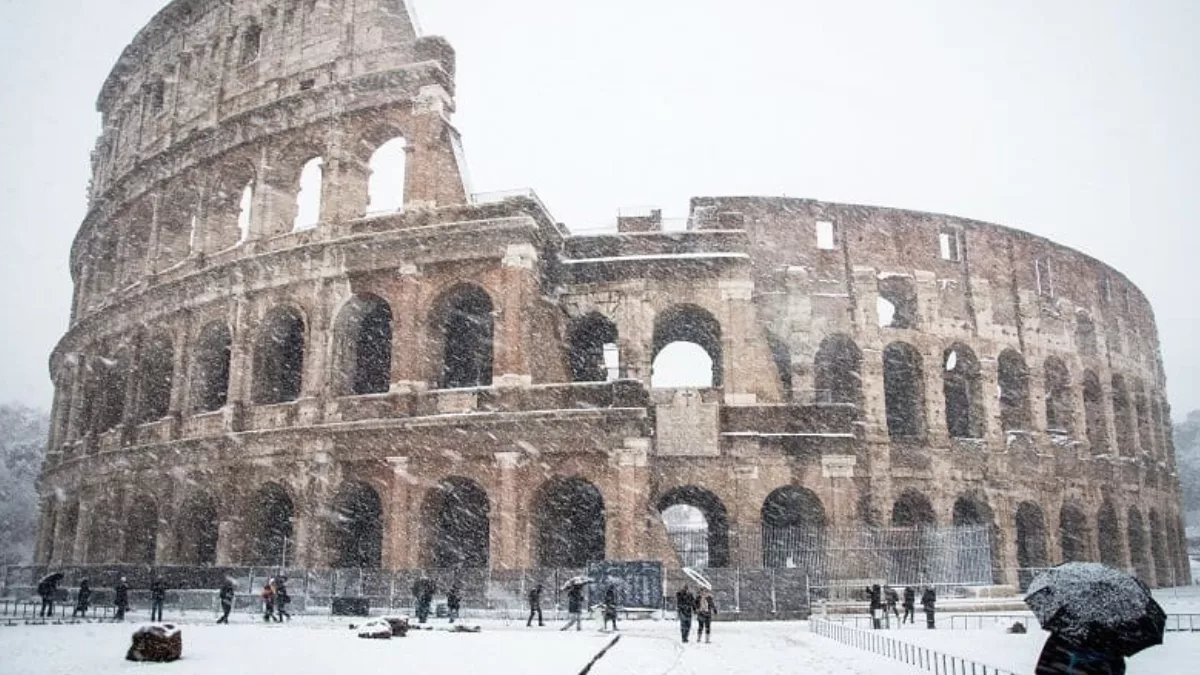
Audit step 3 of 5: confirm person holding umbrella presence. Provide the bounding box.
[695,586,717,643]
[113,577,129,622]
[72,578,91,619]
[526,584,544,627]
[602,584,619,632]
[36,572,62,619]
[1026,562,1164,675]
[676,584,696,643]
[561,579,586,631]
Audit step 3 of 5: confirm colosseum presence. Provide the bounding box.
[31,0,1190,609]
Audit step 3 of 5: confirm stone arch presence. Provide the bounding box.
[135,334,174,424]
[1075,311,1098,356]
[652,304,723,388]
[117,200,154,286]
[124,495,159,565]
[1015,502,1049,589]
[1083,370,1109,454]
[293,156,324,230]
[534,477,606,568]
[431,284,495,389]
[1127,507,1151,582]
[764,331,793,401]
[366,136,408,215]
[252,306,306,404]
[85,494,117,564]
[883,342,925,438]
[1134,381,1153,456]
[176,491,219,565]
[568,312,619,383]
[191,321,232,413]
[329,481,383,569]
[89,348,130,434]
[814,334,862,406]
[1149,509,1170,586]
[204,159,256,250]
[891,489,936,528]
[877,275,918,328]
[1111,374,1135,456]
[332,294,393,396]
[1059,502,1090,563]
[423,477,490,569]
[657,486,730,568]
[998,349,1031,431]
[951,493,1002,585]
[247,482,294,567]
[761,486,826,569]
[88,229,121,296]
[1150,396,1166,460]
[156,182,200,269]
[1165,516,1183,586]
[943,344,984,439]
[1044,356,1074,434]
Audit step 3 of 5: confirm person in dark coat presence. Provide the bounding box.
[37,575,59,619]
[150,577,166,622]
[261,581,276,622]
[217,580,234,624]
[446,585,461,624]
[920,586,937,629]
[884,585,900,621]
[274,577,291,622]
[602,584,619,632]
[676,585,696,643]
[561,583,584,631]
[412,577,435,624]
[72,578,92,618]
[526,584,544,627]
[1034,632,1126,675]
[867,584,884,629]
[902,586,916,624]
[113,577,129,622]
[694,587,717,643]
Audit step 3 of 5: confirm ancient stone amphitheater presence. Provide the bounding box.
[34,0,1190,601]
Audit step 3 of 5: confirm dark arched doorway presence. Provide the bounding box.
[176,492,219,565]
[330,482,383,569]
[535,477,606,567]
[657,486,730,568]
[1060,503,1090,563]
[1015,502,1049,590]
[248,483,294,567]
[761,486,826,569]
[1096,500,1125,569]
[423,478,490,569]
[124,496,159,564]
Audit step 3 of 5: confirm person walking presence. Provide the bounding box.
[901,586,916,625]
[526,584,544,627]
[72,578,92,619]
[150,577,166,623]
[261,581,276,622]
[676,584,696,643]
[412,577,435,624]
[274,577,291,622]
[921,586,937,629]
[884,585,900,623]
[561,583,584,632]
[867,584,883,629]
[113,577,129,622]
[37,575,59,619]
[217,580,234,624]
[695,587,717,643]
[1034,632,1126,675]
[446,585,461,624]
[602,584,619,632]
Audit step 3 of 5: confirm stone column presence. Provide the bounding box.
[494,245,538,387]
[224,294,251,431]
[731,465,761,568]
[493,452,521,570]
[215,519,241,566]
[612,441,650,560]
[72,497,92,564]
[384,456,413,570]
[391,266,426,389]
[719,279,757,402]
[64,358,88,443]
[404,85,468,208]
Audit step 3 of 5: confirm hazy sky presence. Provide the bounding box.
[1,0,1197,417]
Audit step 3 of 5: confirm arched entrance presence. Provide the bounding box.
[176,492,219,565]
[1127,507,1151,583]
[761,486,826,570]
[1096,501,1125,569]
[330,482,383,569]
[124,496,159,564]
[423,478,490,569]
[1060,503,1090,563]
[1149,510,1170,587]
[657,486,730,569]
[952,494,1001,585]
[1015,502,1049,590]
[434,285,494,389]
[248,483,294,567]
[891,490,936,528]
[534,477,606,568]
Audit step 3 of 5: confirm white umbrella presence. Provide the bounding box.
[682,567,712,591]
[560,576,592,591]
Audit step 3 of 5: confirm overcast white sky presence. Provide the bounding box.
[0,0,1197,418]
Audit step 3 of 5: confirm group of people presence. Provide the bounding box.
[866,583,938,629]
[36,575,138,623]
[676,584,718,643]
[410,577,464,624]
[260,577,292,622]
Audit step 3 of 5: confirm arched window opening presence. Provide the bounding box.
[366,137,407,215]
[176,492,219,565]
[334,295,393,396]
[765,331,793,401]
[1168,516,1186,585]
[1075,312,1098,356]
[1111,375,1135,456]
[568,313,619,382]
[1059,503,1090,563]
[120,203,154,285]
[423,478,490,569]
[814,334,862,406]
[1015,502,1049,590]
[124,496,158,565]
[293,157,323,231]
[891,490,935,528]
[86,497,116,563]
[237,183,254,242]
[249,483,293,567]
[1096,501,1125,569]
[239,24,262,65]
[1127,508,1151,583]
[1083,371,1109,454]
[1149,510,1169,587]
[435,285,494,389]
[535,477,606,568]
[330,482,383,569]
[943,344,984,439]
[952,495,1001,585]
[652,305,723,388]
[156,190,198,269]
[91,353,127,434]
[998,349,1031,431]
[762,486,826,569]
[658,486,730,569]
[1134,384,1153,456]
[1044,357,1074,435]
[252,307,305,404]
[877,276,918,329]
[136,335,174,424]
[191,322,232,413]
[883,342,925,438]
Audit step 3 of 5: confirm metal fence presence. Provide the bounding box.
[810,618,1017,675]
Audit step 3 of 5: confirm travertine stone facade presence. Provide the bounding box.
[37,0,1190,589]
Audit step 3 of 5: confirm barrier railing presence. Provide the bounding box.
[810,618,1017,675]
[0,599,116,621]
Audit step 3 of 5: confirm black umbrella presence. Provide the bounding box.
[1024,562,1165,657]
[37,572,63,587]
